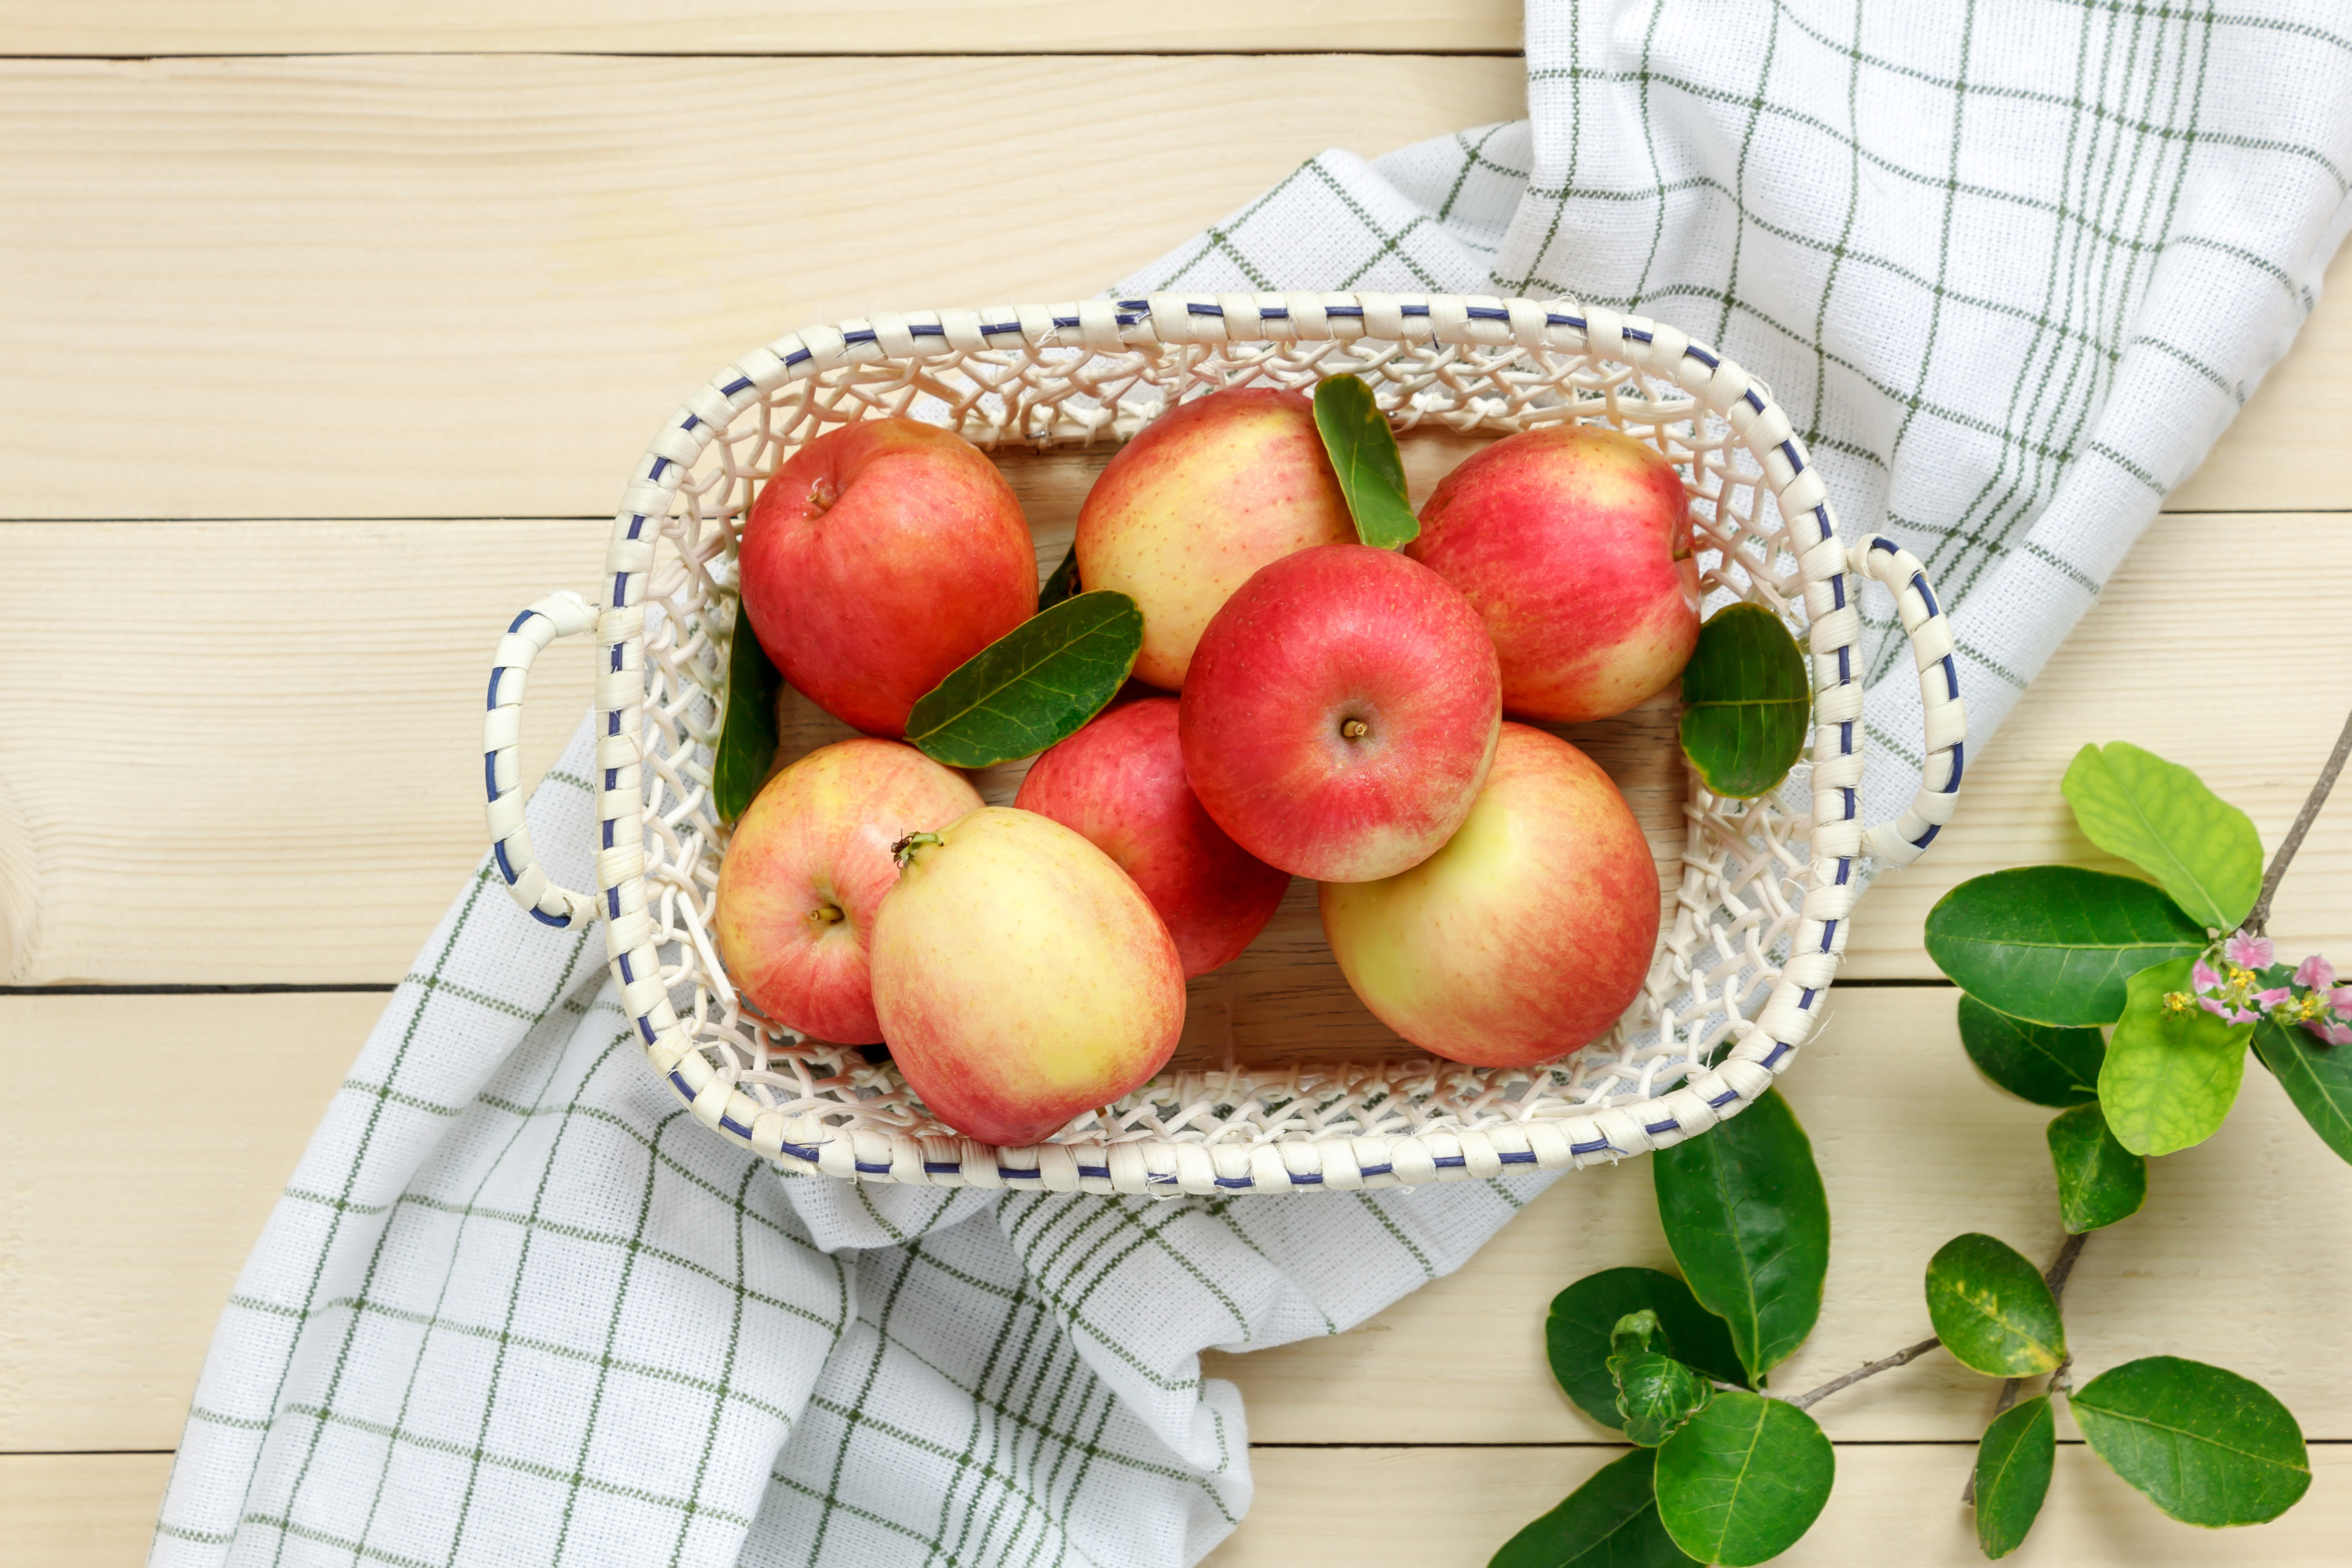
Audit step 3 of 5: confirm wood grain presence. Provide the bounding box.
[0,2,1526,56]
[0,53,1523,522]
[6,506,2342,986]
[1205,1444,2352,1567]
[1206,986,2352,1445]
[0,1454,176,1568]
[0,993,375,1451]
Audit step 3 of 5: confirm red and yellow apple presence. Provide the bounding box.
[1014,696,1289,977]
[1075,387,1355,689]
[1407,424,1699,722]
[1179,543,1502,884]
[739,416,1036,737]
[871,806,1186,1146]
[712,739,982,1044]
[1319,724,1660,1068]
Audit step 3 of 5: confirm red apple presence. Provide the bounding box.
[1319,724,1660,1068]
[1015,697,1289,977]
[1407,424,1700,722]
[1075,387,1355,689]
[739,416,1036,737]
[1179,544,1501,883]
[713,738,983,1043]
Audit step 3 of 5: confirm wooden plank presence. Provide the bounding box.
[7,505,2342,987]
[1207,986,2352,1444]
[0,2,1525,56]
[0,54,1524,522]
[0,993,375,1452]
[1205,1444,2352,1567]
[11,989,2348,1453]
[0,1454,176,1568]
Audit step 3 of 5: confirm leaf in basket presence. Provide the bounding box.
[1923,866,2206,1027]
[1972,1395,2057,1559]
[2253,1016,2352,1166]
[2045,1102,2147,1233]
[2060,741,2263,934]
[1312,372,1420,550]
[2098,956,2251,1157]
[2071,1357,2310,1527]
[1923,1232,2066,1378]
[1653,1391,1834,1566]
[1037,539,1081,611]
[1956,992,2105,1108]
[713,604,783,822]
[904,590,1143,769]
[1676,602,1809,800]
[1651,1088,1828,1385]
[1488,1448,1695,1568]
[1546,1268,1749,1431]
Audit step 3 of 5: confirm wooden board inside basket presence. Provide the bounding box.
[768,431,1689,1072]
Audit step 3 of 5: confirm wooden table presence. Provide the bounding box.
[4,9,2348,1564]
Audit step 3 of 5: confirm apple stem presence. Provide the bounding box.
[1341,719,1369,740]
[891,831,943,869]
[808,905,844,925]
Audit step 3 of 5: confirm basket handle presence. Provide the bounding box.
[1850,536,1965,868]
[484,590,603,928]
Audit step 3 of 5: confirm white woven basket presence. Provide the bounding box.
[482,292,1964,1196]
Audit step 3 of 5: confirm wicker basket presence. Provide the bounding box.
[481,292,1964,1196]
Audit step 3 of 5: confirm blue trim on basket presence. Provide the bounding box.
[1830,576,1845,610]
[680,414,698,432]
[1837,645,1850,684]
[1820,918,1839,953]
[1940,654,1959,701]
[529,905,569,928]
[912,323,946,338]
[1359,1163,1394,1178]
[855,1160,892,1173]
[1743,388,1766,413]
[627,514,646,540]
[1780,440,1802,472]
[1912,822,1943,849]
[1079,1164,1112,1180]
[1835,857,1851,886]
[611,644,623,672]
[1911,572,1940,617]
[601,819,614,849]
[1798,987,1816,1008]
[1945,742,1966,790]
[486,669,503,709]
[607,886,621,918]
[1467,305,1510,321]
[1842,786,1857,820]
[1709,1088,1741,1108]
[721,1115,751,1138]
[785,348,812,366]
[607,710,621,737]
[1839,720,1853,755]
[923,1161,960,1174]
[1433,1155,1466,1169]
[1570,1137,1613,1155]
[1000,1167,1042,1180]
[507,609,535,634]
[648,457,668,481]
[1684,346,1718,369]
[612,572,629,608]
[981,322,1021,335]
[1499,1150,1536,1165]
[844,329,875,346]
[1623,326,1653,343]
[617,952,633,984]
[720,376,753,397]
[494,841,517,885]
[1761,1041,1793,1068]
[638,1015,658,1045]
[1813,505,1833,544]
[1645,1119,1678,1135]
[1869,536,1899,556]
[605,766,618,791]
[484,752,500,801]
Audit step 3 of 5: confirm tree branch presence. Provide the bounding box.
[1783,1336,1943,1412]
[1963,1229,2090,1503]
[2246,704,2352,937]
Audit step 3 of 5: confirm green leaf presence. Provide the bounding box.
[1652,1089,1829,1383]
[1489,1448,1696,1568]
[1311,373,1419,550]
[1036,539,1080,611]
[1956,993,2104,1108]
[713,602,784,822]
[2099,956,2252,1157]
[1653,1392,1835,1566]
[2253,1017,2352,1166]
[1972,1395,2056,1559]
[2045,1103,2148,1233]
[1923,1233,2066,1377]
[1609,1314,1715,1448]
[1676,602,1810,800]
[1546,1269,1749,1430]
[2060,742,2263,933]
[1923,866,2207,1026]
[903,590,1142,768]
[2071,1356,2311,1526]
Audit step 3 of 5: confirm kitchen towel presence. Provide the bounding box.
[154,4,2352,1565]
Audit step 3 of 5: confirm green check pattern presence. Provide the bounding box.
[156,6,2352,1564]
[151,722,1543,1568]
[1129,0,2352,821]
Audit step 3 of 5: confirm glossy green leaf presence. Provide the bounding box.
[2253,1017,2352,1166]
[2099,956,2252,1157]
[1311,373,1419,550]
[1972,1395,2056,1559]
[1653,1392,1835,1566]
[2045,1103,2148,1233]
[1036,539,1081,611]
[1676,602,1811,800]
[2071,1356,2311,1526]
[1609,1313,1714,1448]
[2061,742,2263,933]
[1923,865,2207,1026]
[1653,1089,1829,1383]
[1546,1269,1749,1430]
[713,605,783,822]
[1955,993,2105,1107]
[1489,1448,1695,1568]
[1924,1233,2066,1377]
[904,590,1142,768]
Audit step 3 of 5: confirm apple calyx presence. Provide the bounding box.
[807,904,845,925]
[1340,718,1370,741]
[807,476,839,514]
[891,830,944,869]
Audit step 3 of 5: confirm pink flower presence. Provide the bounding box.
[2192,959,2225,994]
[2225,932,2277,970]
[2306,1017,2352,1047]
[2294,955,2337,990]
[2255,987,2293,1009]
[2333,985,2352,1014]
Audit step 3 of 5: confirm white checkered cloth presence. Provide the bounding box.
[156,6,2352,1566]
